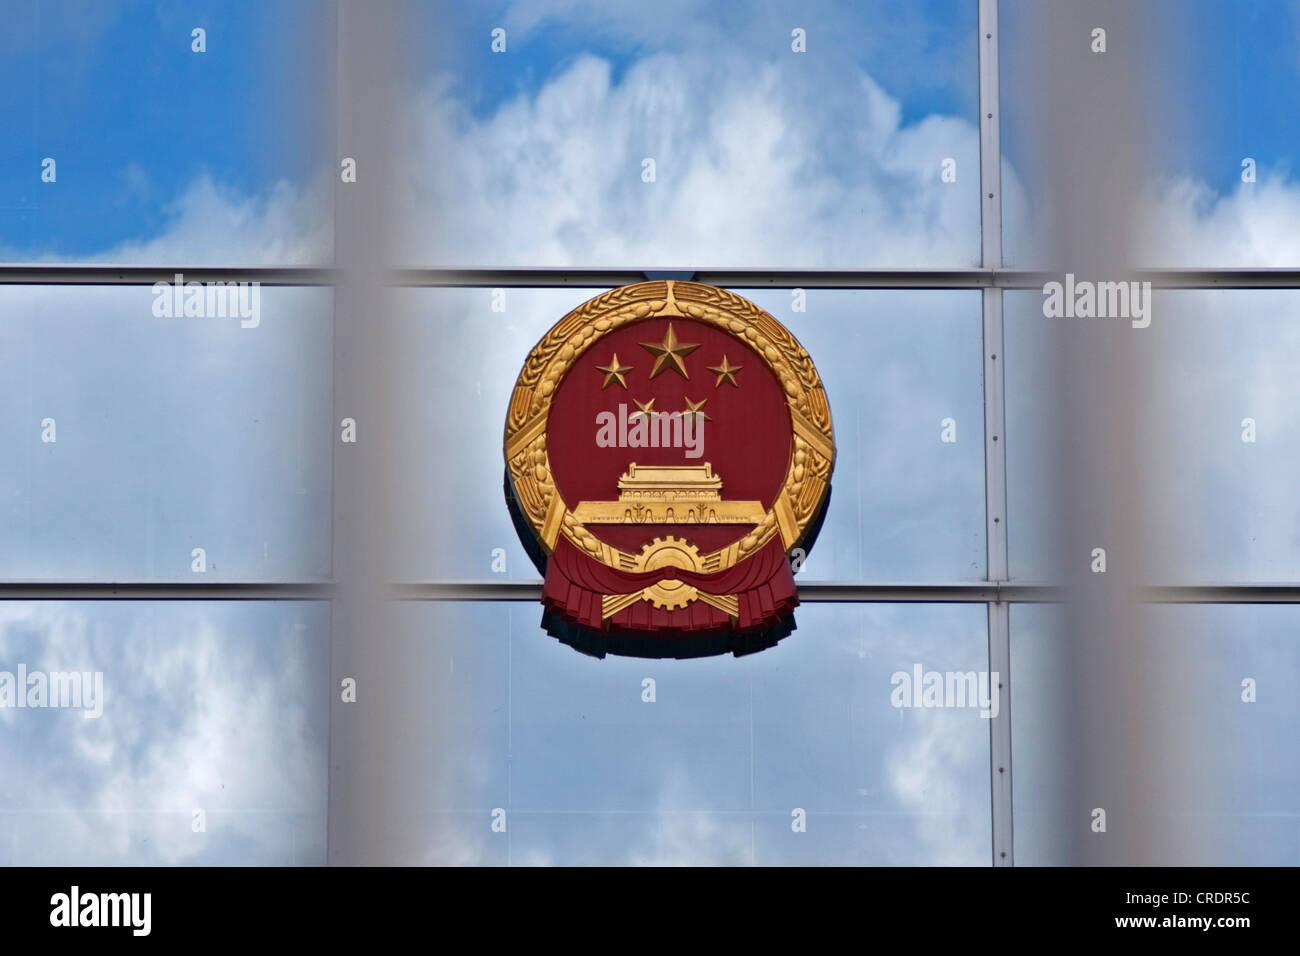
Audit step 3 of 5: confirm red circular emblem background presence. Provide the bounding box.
[547,315,793,556]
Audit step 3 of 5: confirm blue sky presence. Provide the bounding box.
[2,0,1299,866]
[1150,0,1300,191]
[4,0,1300,263]
[0,0,332,257]
[999,0,1300,194]
[405,0,978,125]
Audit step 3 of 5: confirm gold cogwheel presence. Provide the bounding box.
[636,536,703,610]
[634,536,703,574]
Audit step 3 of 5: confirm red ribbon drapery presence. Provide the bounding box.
[542,536,798,636]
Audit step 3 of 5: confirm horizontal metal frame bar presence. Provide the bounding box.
[4,581,1049,602]
[401,268,1300,290]
[388,582,1067,602]
[389,581,1300,603]
[0,582,335,600]
[8,581,1298,603]
[7,264,1300,290]
[0,265,338,286]
[394,581,1062,601]
[403,268,1013,289]
[1144,584,1300,604]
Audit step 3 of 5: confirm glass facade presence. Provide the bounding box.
[2,0,1298,867]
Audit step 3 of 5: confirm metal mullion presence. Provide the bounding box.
[0,265,337,285]
[0,582,334,600]
[387,581,1063,603]
[1143,585,1300,603]
[979,0,1014,867]
[397,268,1007,288]
[9,581,1300,603]
[10,264,1300,289]
[327,0,341,869]
[400,267,1300,289]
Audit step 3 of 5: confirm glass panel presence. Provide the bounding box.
[1012,603,1300,865]
[388,287,985,583]
[0,601,328,865]
[1007,603,1067,864]
[0,0,333,264]
[393,0,981,267]
[0,286,333,581]
[401,601,990,865]
[1139,291,1300,582]
[1000,0,1300,267]
[1002,290,1065,582]
[1006,289,1300,582]
[1132,0,1300,267]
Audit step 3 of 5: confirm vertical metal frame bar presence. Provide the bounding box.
[326,0,341,866]
[979,0,1014,866]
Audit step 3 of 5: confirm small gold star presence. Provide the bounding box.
[595,352,633,389]
[707,355,743,387]
[682,396,710,422]
[630,397,657,419]
[640,323,700,379]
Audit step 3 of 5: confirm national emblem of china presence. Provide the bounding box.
[504,281,834,659]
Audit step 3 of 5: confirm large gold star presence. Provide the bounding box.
[630,397,657,419]
[707,355,743,387]
[595,352,633,389]
[682,396,710,422]
[640,323,700,379]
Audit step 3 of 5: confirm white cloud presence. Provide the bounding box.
[885,710,988,865]
[1138,174,1300,266]
[0,604,325,865]
[91,171,333,266]
[396,51,984,267]
[1008,168,1300,269]
[1,171,333,267]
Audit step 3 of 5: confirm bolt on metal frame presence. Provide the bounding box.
[4,0,1300,867]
